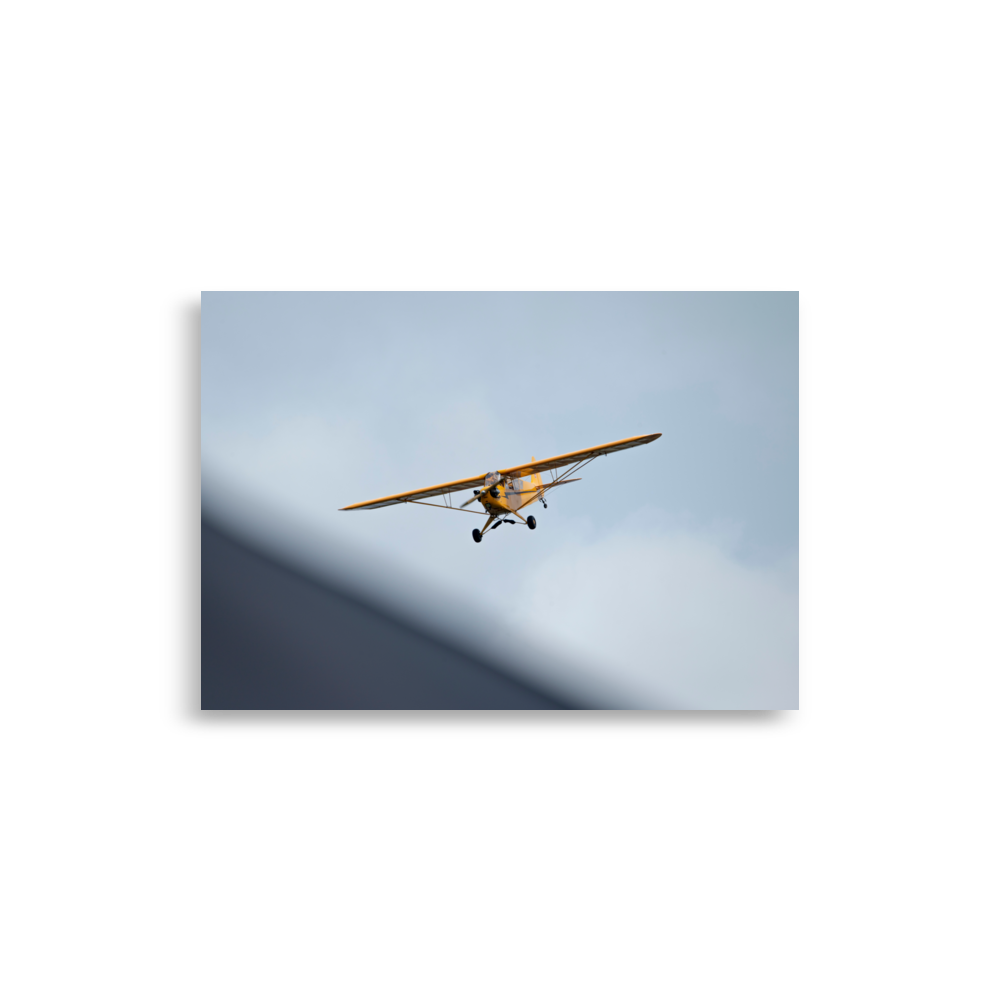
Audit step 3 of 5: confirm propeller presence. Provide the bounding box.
[460,479,501,507]
[462,486,500,507]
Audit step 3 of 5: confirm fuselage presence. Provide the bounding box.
[476,485,510,516]
[474,470,543,517]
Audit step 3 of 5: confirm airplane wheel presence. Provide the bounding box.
[526,516,536,530]
[472,529,482,543]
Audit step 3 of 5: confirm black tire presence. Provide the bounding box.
[526,515,536,530]
[472,529,482,543]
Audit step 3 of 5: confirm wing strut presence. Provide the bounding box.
[404,499,484,516]
[529,454,599,506]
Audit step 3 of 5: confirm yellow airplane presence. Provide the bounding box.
[340,432,662,543]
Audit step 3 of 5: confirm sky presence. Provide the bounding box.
[201,292,798,708]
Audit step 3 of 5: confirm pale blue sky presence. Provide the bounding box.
[202,292,798,708]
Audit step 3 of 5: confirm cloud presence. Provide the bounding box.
[507,515,798,709]
[201,293,799,708]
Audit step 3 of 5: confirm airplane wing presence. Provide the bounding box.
[340,473,486,510]
[499,433,661,480]
[340,433,660,511]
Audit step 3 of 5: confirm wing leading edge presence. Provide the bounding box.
[497,432,661,479]
[339,473,485,510]
[339,433,661,511]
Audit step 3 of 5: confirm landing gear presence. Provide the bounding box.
[526,515,536,530]
[472,529,482,543]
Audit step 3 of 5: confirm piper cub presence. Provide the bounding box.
[340,432,661,543]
